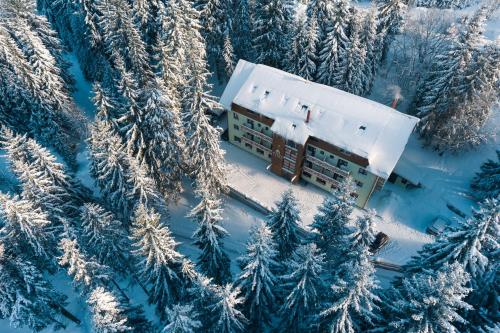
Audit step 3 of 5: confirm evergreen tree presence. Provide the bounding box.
[361,7,380,95]
[266,189,303,261]
[0,192,58,266]
[411,7,497,152]
[0,244,67,332]
[287,15,319,81]
[236,224,278,331]
[278,244,326,333]
[222,33,236,80]
[306,0,334,41]
[58,238,111,293]
[351,210,377,254]
[316,0,350,86]
[377,0,408,36]
[319,214,381,333]
[79,203,128,272]
[471,150,500,200]
[404,198,499,285]
[190,186,232,285]
[232,0,253,61]
[252,0,294,69]
[209,284,247,333]
[130,204,183,313]
[93,82,119,121]
[380,263,472,333]
[311,177,355,262]
[87,286,132,333]
[163,304,202,333]
[333,9,367,95]
[140,80,187,199]
[415,0,476,9]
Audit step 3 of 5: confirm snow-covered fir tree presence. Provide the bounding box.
[222,33,236,80]
[190,184,232,285]
[316,0,350,86]
[130,204,183,313]
[237,223,278,331]
[163,304,202,333]
[0,192,58,267]
[351,210,377,254]
[252,0,295,69]
[0,243,67,332]
[319,214,381,333]
[278,243,326,333]
[59,238,111,293]
[333,8,368,96]
[287,14,319,81]
[380,263,472,333]
[415,0,477,9]
[360,6,381,95]
[377,0,408,36]
[201,0,233,80]
[79,203,128,273]
[411,6,498,152]
[311,176,355,262]
[306,0,334,41]
[471,150,500,200]
[266,189,303,262]
[208,284,247,333]
[87,286,132,333]
[232,0,253,61]
[93,82,119,122]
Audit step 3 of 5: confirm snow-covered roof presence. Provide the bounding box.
[221,60,419,179]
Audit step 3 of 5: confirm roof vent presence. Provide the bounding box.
[292,124,296,129]
[263,90,270,98]
[359,125,366,131]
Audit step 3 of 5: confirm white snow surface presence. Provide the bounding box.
[222,60,419,179]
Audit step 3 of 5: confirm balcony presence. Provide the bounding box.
[303,166,341,188]
[241,136,272,154]
[305,154,349,177]
[241,124,273,143]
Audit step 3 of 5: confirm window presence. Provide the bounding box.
[256,148,264,155]
[358,168,367,175]
[303,171,311,178]
[233,112,239,119]
[265,127,269,131]
[245,143,252,149]
[329,154,335,159]
[319,150,324,155]
[355,181,363,188]
[334,174,345,182]
[307,145,316,156]
[286,140,297,149]
[350,192,359,199]
[337,159,348,168]
[234,124,239,130]
[234,136,241,143]
[331,184,338,190]
[316,177,326,185]
[283,159,295,172]
[339,148,352,156]
[246,119,254,128]
[257,123,261,127]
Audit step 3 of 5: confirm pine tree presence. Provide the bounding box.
[333,9,367,95]
[311,177,355,262]
[190,186,232,285]
[79,203,128,272]
[316,0,350,86]
[404,198,499,285]
[471,150,500,200]
[306,0,334,41]
[359,7,380,95]
[410,7,495,152]
[0,244,67,332]
[415,0,476,9]
[278,244,326,332]
[209,284,247,333]
[266,189,303,261]
[381,263,472,333]
[351,210,377,254]
[130,204,183,313]
[222,33,236,80]
[0,192,58,266]
[253,0,294,69]
[140,80,187,199]
[163,304,202,333]
[87,286,132,333]
[93,82,119,121]
[232,0,253,61]
[237,224,278,331]
[58,238,111,293]
[377,0,408,36]
[319,214,381,333]
[287,15,318,81]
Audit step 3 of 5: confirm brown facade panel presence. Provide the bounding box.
[231,103,275,126]
[306,136,369,167]
[270,134,286,176]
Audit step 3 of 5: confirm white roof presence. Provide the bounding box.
[221,60,419,179]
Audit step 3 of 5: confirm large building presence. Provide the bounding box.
[220,60,419,207]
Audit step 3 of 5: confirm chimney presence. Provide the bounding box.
[391,97,400,109]
[306,109,311,123]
